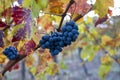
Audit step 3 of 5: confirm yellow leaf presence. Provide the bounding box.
[0,54,6,59]
[17,40,25,51]
[46,0,64,14]
[0,58,5,63]
[94,0,114,18]
[91,29,99,38]
[85,17,93,24]
[101,55,113,65]
[101,35,112,45]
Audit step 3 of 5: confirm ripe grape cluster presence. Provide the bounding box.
[3,46,19,60]
[40,20,79,56]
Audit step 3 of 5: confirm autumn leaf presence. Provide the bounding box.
[101,55,113,65]
[94,0,114,18]
[45,63,59,76]
[37,15,54,33]
[25,55,35,67]
[0,53,6,64]
[17,40,25,51]
[46,0,64,14]
[12,28,26,42]
[24,39,36,55]
[101,35,112,45]
[68,0,91,15]
[19,39,36,55]
[12,6,31,25]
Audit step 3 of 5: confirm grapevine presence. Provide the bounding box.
[0,0,119,80]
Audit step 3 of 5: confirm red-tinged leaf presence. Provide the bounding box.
[0,30,4,47]
[68,0,91,15]
[1,7,12,17]
[12,28,26,42]
[24,39,36,55]
[0,21,7,30]
[95,15,108,27]
[12,6,30,25]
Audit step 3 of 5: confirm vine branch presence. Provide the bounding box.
[57,0,75,32]
[0,44,41,77]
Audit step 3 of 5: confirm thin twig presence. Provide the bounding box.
[57,0,75,32]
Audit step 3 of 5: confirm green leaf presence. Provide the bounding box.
[36,72,46,80]
[37,0,48,10]
[59,61,68,69]
[31,1,40,18]
[94,0,114,18]
[81,45,99,62]
[30,67,37,75]
[98,65,111,80]
[22,0,48,18]
[22,0,32,8]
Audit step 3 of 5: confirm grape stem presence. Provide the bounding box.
[57,0,75,32]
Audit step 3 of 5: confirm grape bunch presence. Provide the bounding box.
[40,20,79,56]
[40,32,63,56]
[61,20,79,45]
[3,46,19,60]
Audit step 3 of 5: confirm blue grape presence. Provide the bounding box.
[62,25,66,32]
[68,32,73,37]
[66,20,75,26]
[66,25,72,32]
[59,41,64,47]
[41,45,46,49]
[67,37,72,41]
[53,50,59,55]
[40,39,45,44]
[74,24,78,30]
[42,35,49,41]
[63,32,68,37]
[72,29,78,34]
